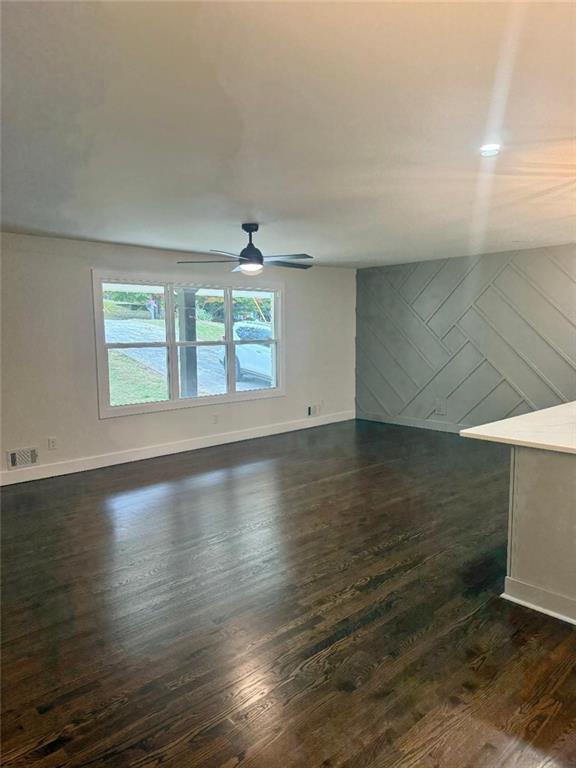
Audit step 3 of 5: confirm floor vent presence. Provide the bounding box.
[6,447,39,469]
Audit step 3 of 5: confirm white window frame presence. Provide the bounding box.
[92,270,284,418]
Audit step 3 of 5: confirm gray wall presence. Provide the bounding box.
[356,244,576,432]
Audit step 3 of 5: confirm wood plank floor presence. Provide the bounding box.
[2,420,575,767]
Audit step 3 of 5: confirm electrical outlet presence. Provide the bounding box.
[307,404,321,417]
[212,414,219,425]
[47,437,57,451]
[434,398,447,417]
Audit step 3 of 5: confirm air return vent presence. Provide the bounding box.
[6,447,39,469]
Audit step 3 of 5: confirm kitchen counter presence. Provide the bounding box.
[461,403,576,626]
[460,401,576,455]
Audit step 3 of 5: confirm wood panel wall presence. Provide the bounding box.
[356,244,576,431]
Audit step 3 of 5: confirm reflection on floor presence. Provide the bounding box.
[3,420,575,767]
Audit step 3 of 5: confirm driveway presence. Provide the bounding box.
[104,319,263,393]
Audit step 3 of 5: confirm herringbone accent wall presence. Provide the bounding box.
[356,244,576,431]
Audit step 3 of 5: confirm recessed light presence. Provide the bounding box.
[480,143,501,157]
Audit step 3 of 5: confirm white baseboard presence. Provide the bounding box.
[502,577,576,626]
[356,411,461,434]
[1,410,355,486]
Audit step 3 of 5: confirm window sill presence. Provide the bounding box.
[98,386,285,419]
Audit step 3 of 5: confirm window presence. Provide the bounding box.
[93,274,281,417]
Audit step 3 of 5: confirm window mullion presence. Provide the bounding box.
[104,342,168,350]
[274,289,281,389]
[225,287,235,394]
[165,283,179,401]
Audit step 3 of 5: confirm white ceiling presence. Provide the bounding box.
[2,1,574,266]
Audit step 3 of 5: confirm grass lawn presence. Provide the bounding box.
[108,350,168,406]
[193,320,224,341]
[141,318,224,341]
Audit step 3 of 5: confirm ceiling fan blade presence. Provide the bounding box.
[177,259,239,264]
[210,250,240,258]
[264,253,312,261]
[269,261,312,269]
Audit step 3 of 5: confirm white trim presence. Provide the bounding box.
[0,411,355,486]
[166,280,179,401]
[501,593,576,627]
[356,411,461,434]
[225,284,235,394]
[502,577,576,626]
[92,271,285,418]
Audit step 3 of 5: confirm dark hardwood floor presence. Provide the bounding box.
[2,420,575,767]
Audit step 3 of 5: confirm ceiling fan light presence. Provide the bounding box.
[239,262,264,275]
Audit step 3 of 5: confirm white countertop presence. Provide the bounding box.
[460,402,576,455]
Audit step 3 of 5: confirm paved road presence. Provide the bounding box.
[104,319,263,394]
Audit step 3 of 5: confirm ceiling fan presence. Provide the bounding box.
[177,223,313,275]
